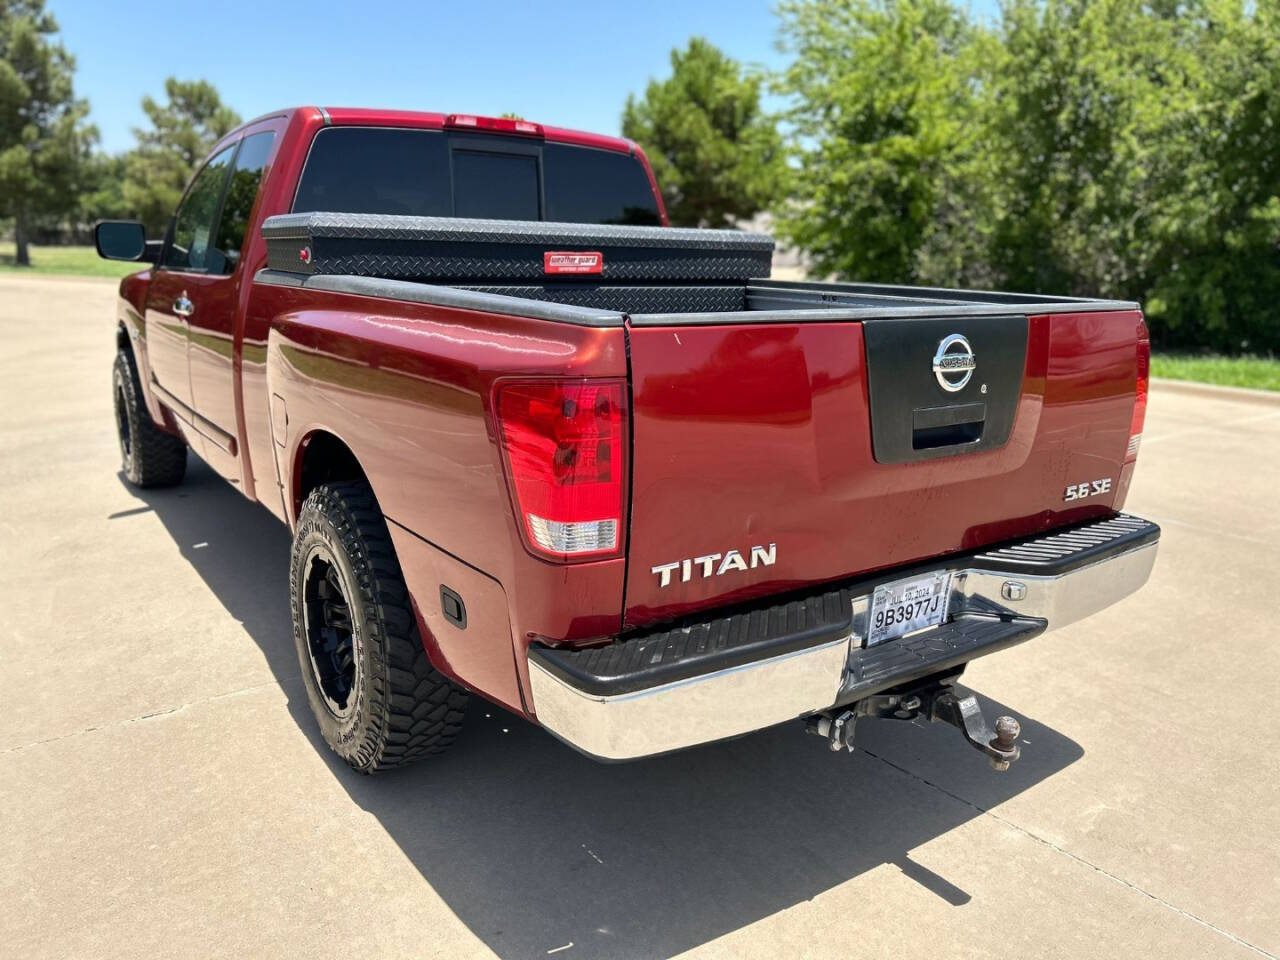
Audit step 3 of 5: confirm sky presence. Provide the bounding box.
[54,0,998,155]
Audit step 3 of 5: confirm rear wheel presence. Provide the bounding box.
[290,481,469,773]
[113,349,186,487]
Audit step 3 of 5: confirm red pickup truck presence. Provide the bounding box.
[96,106,1159,773]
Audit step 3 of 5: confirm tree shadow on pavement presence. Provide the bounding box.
[126,459,1084,960]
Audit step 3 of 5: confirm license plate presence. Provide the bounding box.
[866,571,953,647]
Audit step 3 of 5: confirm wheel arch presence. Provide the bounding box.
[291,428,371,522]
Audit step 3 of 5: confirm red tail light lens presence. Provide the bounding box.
[1128,319,1150,460]
[444,114,544,137]
[495,379,627,561]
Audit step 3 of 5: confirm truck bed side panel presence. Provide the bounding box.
[253,282,629,713]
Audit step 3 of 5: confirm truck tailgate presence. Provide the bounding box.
[623,309,1144,627]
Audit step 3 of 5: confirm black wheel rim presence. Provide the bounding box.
[114,381,132,460]
[302,550,359,719]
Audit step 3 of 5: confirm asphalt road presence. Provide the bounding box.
[2,273,1277,960]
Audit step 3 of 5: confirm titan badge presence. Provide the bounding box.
[651,544,777,588]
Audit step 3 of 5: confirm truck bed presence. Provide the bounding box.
[258,213,1136,321]
[256,270,1139,324]
[254,209,1147,630]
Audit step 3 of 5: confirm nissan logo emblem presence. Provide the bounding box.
[932,334,976,392]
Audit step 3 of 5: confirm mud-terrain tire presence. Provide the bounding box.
[290,481,469,773]
[113,349,187,487]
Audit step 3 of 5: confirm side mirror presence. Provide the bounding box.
[95,221,157,263]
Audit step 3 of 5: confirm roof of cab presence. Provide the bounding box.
[226,106,637,156]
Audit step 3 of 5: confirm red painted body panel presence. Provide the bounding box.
[255,282,628,713]
[386,520,524,712]
[622,310,1143,626]
[116,269,173,431]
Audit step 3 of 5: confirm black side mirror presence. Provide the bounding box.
[95,221,157,263]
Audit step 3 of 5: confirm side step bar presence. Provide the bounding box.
[529,514,1159,761]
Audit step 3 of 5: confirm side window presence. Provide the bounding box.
[293,127,451,216]
[212,131,275,274]
[162,145,235,272]
[543,144,662,225]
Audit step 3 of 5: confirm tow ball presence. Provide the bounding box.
[805,684,1022,771]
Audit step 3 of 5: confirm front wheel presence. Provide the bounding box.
[289,481,469,773]
[113,349,186,487]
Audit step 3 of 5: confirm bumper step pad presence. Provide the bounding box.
[533,591,851,697]
[972,513,1157,573]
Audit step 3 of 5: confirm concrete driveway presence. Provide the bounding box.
[2,273,1277,960]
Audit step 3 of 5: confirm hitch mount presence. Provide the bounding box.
[805,680,1022,771]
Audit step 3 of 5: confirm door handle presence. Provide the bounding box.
[173,294,194,318]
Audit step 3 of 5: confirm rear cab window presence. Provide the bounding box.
[452,150,540,220]
[292,126,661,225]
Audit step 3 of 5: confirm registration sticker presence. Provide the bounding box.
[866,571,953,647]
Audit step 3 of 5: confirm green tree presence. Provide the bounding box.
[622,37,784,227]
[986,0,1195,300]
[1136,0,1280,351]
[77,150,129,225]
[988,0,1280,351]
[773,0,1280,352]
[774,0,995,285]
[123,77,239,235]
[0,0,96,265]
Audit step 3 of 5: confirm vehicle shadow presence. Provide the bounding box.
[123,459,1084,960]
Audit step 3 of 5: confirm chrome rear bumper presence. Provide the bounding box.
[528,514,1159,761]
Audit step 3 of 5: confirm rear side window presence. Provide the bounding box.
[212,130,276,273]
[163,145,235,272]
[543,143,661,225]
[293,127,451,216]
[292,127,661,225]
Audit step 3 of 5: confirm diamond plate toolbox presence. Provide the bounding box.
[261,213,775,284]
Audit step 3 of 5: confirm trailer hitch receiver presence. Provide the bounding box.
[805,682,1022,771]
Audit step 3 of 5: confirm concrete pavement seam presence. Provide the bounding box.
[1,675,300,757]
[860,748,1277,959]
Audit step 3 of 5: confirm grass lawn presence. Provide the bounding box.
[0,241,140,279]
[1152,353,1280,392]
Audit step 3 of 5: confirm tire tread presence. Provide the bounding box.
[292,481,468,773]
[114,349,186,487]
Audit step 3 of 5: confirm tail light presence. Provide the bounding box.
[495,379,627,561]
[444,114,544,137]
[1128,318,1150,459]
